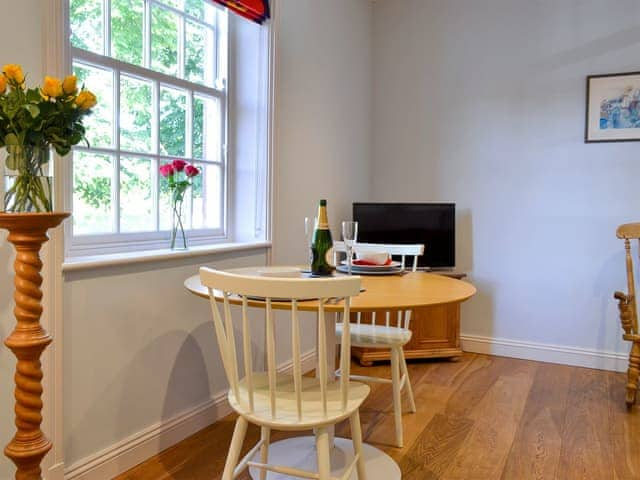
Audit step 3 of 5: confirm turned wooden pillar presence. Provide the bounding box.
[0,213,69,480]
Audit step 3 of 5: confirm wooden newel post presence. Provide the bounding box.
[0,213,69,480]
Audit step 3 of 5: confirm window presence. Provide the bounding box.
[67,0,232,256]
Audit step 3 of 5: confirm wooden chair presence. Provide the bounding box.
[333,242,424,447]
[199,267,369,480]
[615,223,640,408]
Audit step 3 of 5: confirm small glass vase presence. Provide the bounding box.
[3,145,53,213]
[170,198,187,250]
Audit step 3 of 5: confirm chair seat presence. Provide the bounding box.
[336,322,412,347]
[228,373,370,430]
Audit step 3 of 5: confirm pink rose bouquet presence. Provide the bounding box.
[160,159,201,249]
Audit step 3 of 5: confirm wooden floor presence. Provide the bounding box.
[115,353,640,480]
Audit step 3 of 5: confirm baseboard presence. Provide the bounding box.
[63,349,317,480]
[461,334,629,372]
[47,462,65,480]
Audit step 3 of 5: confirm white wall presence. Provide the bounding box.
[272,0,372,266]
[0,0,372,477]
[62,250,267,467]
[371,0,640,362]
[271,0,372,355]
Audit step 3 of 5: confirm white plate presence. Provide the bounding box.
[341,260,402,271]
[336,264,403,276]
[257,266,301,278]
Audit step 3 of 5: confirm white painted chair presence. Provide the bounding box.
[199,267,369,480]
[333,242,424,448]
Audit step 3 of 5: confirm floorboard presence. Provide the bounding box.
[114,354,640,480]
[501,363,572,480]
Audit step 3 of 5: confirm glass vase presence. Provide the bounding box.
[3,145,53,213]
[170,197,187,250]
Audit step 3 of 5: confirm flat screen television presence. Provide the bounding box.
[352,203,455,269]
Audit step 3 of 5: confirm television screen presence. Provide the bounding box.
[352,203,455,268]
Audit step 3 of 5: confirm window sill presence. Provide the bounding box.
[62,241,272,272]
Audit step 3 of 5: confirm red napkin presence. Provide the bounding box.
[352,258,393,266]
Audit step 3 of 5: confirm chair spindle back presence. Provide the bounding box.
[200,268,361,420]
[335,242,424,330]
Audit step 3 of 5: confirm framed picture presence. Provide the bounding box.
[585,71,640,143]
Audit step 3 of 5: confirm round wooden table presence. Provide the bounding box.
[185,268,476,311]
[184,268,476,480]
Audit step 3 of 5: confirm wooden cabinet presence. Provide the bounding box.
[351,272,466,366]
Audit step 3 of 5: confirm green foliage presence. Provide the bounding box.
[70,0,104,54]
[111,0,143,66]
[74,175,111,209]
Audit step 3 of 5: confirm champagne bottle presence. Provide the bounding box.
[311,199,334,275]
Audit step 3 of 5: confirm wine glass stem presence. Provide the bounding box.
[347,246,352,275]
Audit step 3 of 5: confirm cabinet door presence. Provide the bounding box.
[406,304,460,351]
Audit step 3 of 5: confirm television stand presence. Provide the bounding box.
[351,271,467,366]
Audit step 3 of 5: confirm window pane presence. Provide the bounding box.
[120,157,154,232]
[73,63,113,148]
[193,95,221,160]
[151,5,180,76]
[160,0,184,10]
[70,0,104,54]
[160,87,186,156]
[120,75,153,153]
[191,162,204,229]
[159,172,172,232]
[202,163,222,229]
[73,152,113,234]
[185,0,216,24]
[185,21,215,86]
[111,0,144,66]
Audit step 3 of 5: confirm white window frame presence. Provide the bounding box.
[64,0,233,257]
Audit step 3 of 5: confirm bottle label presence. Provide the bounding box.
[325,247,335,267]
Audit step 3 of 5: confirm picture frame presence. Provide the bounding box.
[585,71,640,143]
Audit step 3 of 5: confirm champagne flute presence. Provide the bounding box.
[342,221,358,275]
[304,216,316,270]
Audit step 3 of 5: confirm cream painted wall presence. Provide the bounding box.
[0,0,372,477]
[62,250,267,465]
[272,0,373,266]
[271,0,372,356]
[371,0,640,359]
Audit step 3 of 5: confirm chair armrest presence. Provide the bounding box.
[614,291,635,335]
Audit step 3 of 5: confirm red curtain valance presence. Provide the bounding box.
[211,0,270,24]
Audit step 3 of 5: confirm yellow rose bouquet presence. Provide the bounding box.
[0,64,97,212]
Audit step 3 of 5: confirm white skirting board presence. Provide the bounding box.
[461,334,629,372]
[62,349,317,480]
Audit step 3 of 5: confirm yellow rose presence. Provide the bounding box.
[0,76,6,94]
[62,75,77,95]
[75,90,97,110]
[41,76,63,98]
[3,64,24,85]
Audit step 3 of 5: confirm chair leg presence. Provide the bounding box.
[349,410,367,480]
[259,426,270,480]
[315,426,332,480]
[626,341,640,408]
[390,346,403,448]
[400,347,417,413]
[222,416,248,480]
